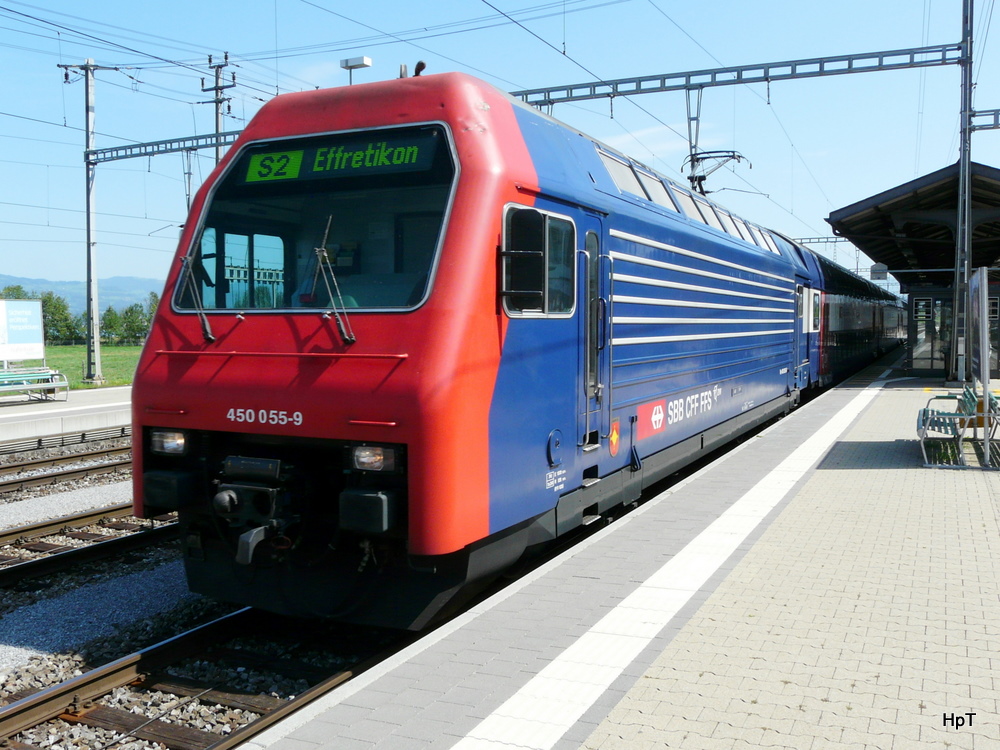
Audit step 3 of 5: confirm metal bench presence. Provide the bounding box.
[0,367,69,402]
[916,384,999,467]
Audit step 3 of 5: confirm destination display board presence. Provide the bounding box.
[0,299,44,361]
[912,297,932,321]
[240,129,440,185]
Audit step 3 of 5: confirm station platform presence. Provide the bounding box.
[0,386,131,442]
[244,358,999,750]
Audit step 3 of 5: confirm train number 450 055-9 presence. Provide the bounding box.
[226,408,304,426]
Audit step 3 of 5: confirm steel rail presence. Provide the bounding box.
[0,609,257,742]
[0,447,132,479]
[0,504,179,587]
[0,519,178,590]
[0,426,131,457]
[0,608,417,749]
[0,503,133,547]
[0,457,132,495]
[0,525,180,588]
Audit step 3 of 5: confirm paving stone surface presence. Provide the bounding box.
[582,383,1000,750]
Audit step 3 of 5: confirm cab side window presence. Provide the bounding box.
[502,206,575,316]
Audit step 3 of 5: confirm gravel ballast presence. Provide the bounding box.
[0,560,194,675]
[1,479,133,530]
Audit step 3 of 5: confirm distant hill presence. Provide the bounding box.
[0,274,165,316]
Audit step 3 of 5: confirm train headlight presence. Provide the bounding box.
[351,445,396,472]
[150,429,188,456]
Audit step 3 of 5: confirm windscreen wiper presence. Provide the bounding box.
[310,215,356,346]
[178,253,216,343]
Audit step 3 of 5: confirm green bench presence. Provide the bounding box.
[0,367,69,402]
[917,384,998,467]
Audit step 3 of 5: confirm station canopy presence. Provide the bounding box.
[826,161,1000,293]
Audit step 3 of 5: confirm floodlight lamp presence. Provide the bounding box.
[341,57,372,85]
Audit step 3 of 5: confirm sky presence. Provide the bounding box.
[0,0,995,296]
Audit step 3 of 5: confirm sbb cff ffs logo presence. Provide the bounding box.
[651,404,665,430]
[637,387,722,441]
[637,400,668,441]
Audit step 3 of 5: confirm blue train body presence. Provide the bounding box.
[487,87,902,539]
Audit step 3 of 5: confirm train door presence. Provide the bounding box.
[794,283,811,390]
[580,220,610,455]
[808,287,821,384]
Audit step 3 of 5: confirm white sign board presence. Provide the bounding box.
[0,299,45,361]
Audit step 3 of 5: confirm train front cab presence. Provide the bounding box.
[131,77,535,630]
[132,74,627,632]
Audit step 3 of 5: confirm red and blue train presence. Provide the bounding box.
[133,73,903,629]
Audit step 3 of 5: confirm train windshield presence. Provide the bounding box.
[176,125,454,312]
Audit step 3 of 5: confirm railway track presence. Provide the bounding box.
[0,608,414,749]
[0,446,132,495]
[0,503,177,586]
[0,426,131,457]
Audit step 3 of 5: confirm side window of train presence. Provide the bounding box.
[812,291,821,331]
[635,170,679,211]
[598,152,648,200]
[501,206,575,316]
[670,187,706,224]
[759,230,781,254]
[715,209,742,239]
[747,224,773,252]
[730,215,756,245]
[693,196,725,232]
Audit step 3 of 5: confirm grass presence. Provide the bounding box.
[19,345,144,389]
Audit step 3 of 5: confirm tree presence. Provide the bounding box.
[145,291,160,321]
[120,302,148,342]
[0,284,29,299]
[72,313,87,342]
[101,306,122,343]
[39,291,80,343]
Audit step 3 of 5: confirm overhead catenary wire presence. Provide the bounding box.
[0,197,181,223]
[0,108,140,143]
[0,0,736,181]
[27,1,834,244]
[299,0,519,87]
[487,0,834,236]
[646,0,834,216]
[0,4,210,76]
[1,0,634,100]
[0,3,302,104]
[478,0,691,151]
[0,0,983,289]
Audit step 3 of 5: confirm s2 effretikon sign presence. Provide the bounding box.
[0,299,45,361]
